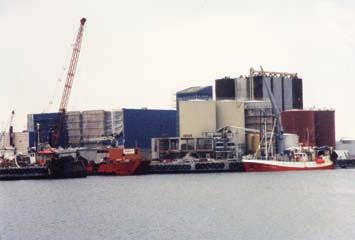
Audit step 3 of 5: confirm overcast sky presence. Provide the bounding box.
[0,0,354,139]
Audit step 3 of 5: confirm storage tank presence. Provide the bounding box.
[271,76,283,112]
[315,110,335,147]
[234,77,249,100]
[252,76,264,100]
[176,86,213,136]
[247,133,260,154]
[252,134,260,153]
[252,75,300,111]
[247,133,253,153]
[283,77,294,111]
[283,133,299,149]
[281,110,316,146]
[216,101,245,144]
[292,77,303,109]
[215,77,235,100]
[179,100,216,138]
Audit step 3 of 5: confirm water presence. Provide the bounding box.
[1,170,355,240]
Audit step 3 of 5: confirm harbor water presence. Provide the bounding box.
[1,170,355,240]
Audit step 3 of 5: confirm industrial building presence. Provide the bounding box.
[178,100,246,148]
[215,69,303,111]
[0,131,35,154]
[28,108,177,150]
[336,138,355,157]
[216,101,245,144]
[176,86,213,135]
[281,110,335,147]
[115,108,177,149]
[28,112,67,148]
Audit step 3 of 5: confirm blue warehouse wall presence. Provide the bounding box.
[33,112,67,148]
[123,109,177,149]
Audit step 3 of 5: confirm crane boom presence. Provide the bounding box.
[50,18,86,148]
[59,17,86,112]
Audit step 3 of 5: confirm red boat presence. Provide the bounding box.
[243,148,334,172]
[243,158,334,172]
[87,148,149,176]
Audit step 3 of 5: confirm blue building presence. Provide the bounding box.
[114,108,177,149]
[29,112,67,148]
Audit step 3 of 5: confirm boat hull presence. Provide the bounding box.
[87,148,148,176]
[243,159,334,172]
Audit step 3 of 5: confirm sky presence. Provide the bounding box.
[0,0,354,139]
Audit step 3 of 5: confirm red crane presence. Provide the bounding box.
[50,18,86,147]
[59,17,87,113]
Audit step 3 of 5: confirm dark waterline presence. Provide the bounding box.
[1,170,355,240]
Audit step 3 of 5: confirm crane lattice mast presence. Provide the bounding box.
[59,17,86,113]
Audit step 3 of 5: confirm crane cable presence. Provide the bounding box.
[43,27,78,113]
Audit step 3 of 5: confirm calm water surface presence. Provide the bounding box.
[1,170,355,240]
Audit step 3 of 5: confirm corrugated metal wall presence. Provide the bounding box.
[281,110,316,146]
[123,109,177,149]
[292,77,303,109]
[282,110,335,147]
[179,101,216,138]
[244,101,273,131]
[27,114,34,131]
[32,112,67,148]
[315,110,335,147]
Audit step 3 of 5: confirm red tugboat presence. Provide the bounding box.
[87,148,149,176]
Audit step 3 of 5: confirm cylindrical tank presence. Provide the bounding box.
[315,110,335,147]
[281,110,316,146]
[247,133,253,153]
[252,134,260,153]
[292,77,303,109]
[283,133,299,149]
[179,100,216,138]
[215,77,235,100]
[235,77,249,100]
[247,133,260,154]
